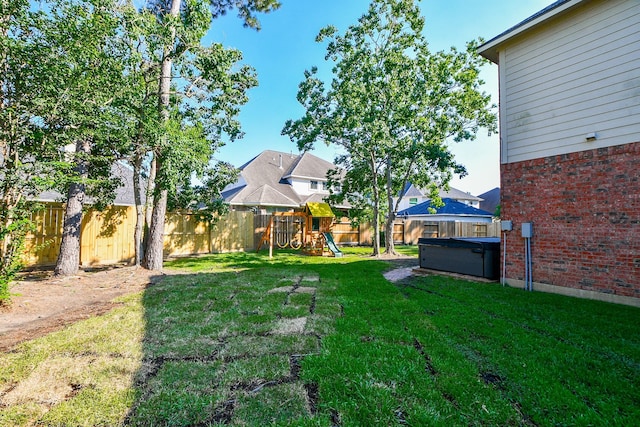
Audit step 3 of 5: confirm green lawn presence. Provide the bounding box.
[1,248,639,426]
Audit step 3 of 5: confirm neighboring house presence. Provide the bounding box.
[37,161,137,207]
[397,198,493,223]
[478,187,500,216]
[478,0,640,306]
[396,183,483,212]
[222,150,345,213]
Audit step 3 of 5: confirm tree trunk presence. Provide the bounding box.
[369,153,380,256]
[143,153,156,247]
[384,155,397,255]
[142,0,181,271]
[55,139,90,276]
[132,150,145,266]
[1,142,18,262]
[142,183,167,270]
[371,202,380,257]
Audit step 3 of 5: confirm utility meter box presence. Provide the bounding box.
[521,222,533,238]
[501,220,513,231]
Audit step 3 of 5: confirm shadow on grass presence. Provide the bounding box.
[123,251,366,426]
[119,249,640,426]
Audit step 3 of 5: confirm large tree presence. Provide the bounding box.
[141,0,280,270]
[38,0,131,275]
[1,0,124,281]
[283,0,497,255]
[1,0,42,296]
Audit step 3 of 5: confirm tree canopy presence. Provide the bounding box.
[0,0,279,288]
[283,0,497,255]
[140,0,279,270]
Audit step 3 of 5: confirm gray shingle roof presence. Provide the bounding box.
[478,187,500,215]
[222,150,341,209]
[283,151,338,180]
[402,183,483,202]
[36,161,137,206]
[243,184,300,207]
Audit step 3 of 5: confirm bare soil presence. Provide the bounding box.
[0,266,166,352]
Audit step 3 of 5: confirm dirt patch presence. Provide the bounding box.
[272,317,308,335]
[383,267,417,283]
[0,266,166,352]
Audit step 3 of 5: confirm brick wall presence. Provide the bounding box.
[501,141,640,299]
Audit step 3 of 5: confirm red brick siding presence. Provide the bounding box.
[501,141,640,298]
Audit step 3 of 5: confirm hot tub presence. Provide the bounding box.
[418,237,500,280]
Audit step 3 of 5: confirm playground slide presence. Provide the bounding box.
[322,232,343,258]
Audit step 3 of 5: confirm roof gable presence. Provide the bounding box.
[402,183,425,198]
[400,184,483,202]
[478,0,585,63]
[282,151,337,180]
[243,184,299,207]
[222,150,302,207]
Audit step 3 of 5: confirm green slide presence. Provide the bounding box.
[322,232,343,258]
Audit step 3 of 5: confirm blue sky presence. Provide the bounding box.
[206,0,551,196]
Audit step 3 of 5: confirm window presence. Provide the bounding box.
[409,197,418,205]
[312,218,320,231]
[310,180,318,190]
[322,181,329,190]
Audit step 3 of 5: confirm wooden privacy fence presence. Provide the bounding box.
[23,204,136,267]
[401,220,500,244]
[22,203,500,267]
[332,219,499,246]
[23,204,256,267]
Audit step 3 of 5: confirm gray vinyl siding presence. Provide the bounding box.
[500,0,640,163]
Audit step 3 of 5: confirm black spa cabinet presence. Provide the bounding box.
[418,237,500,280]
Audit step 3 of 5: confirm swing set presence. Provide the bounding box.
[257,202,342,257]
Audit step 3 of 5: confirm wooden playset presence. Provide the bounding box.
[257,202,343,257]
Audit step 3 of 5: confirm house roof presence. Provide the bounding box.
[222,150,301,208]
[222,150,344,209]
[478,0,585,63]
[401,183,483,202]
[478,187,500,215]
[402,183,426,198]
[397,198,493,218]
[282,151,337,180]
[37,161,137,206]
[242,184,300,207]
[440,187,483,203]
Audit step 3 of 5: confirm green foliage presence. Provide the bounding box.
[33,0,132,203]
[134,0,280,270]
[141,0,279,193]
[0,215,32,305]
[167,161,239,221]
[2,0,133,228]
[208,0,281,30]
[154,41,258,202]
